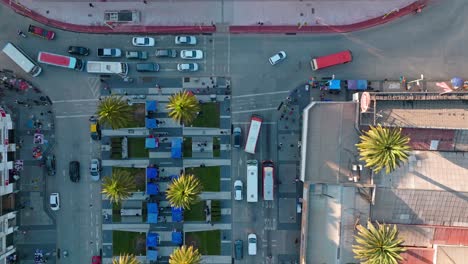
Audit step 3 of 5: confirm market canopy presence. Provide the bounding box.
[146,100,157,112]
[171,138,182,159]
[347,80,368,90]
[147,250,158,261]
[147,232,159,247]
[145,137,158,148]
[146,167,158,179]
[172,207,183,222]
[329,79,341,90]
[147,203,158,224]
[172,231,183,245]
[145,118,157,129]
[147,182,159,195]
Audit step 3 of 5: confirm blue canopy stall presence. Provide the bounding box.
[145,137,158,149]
[172,207,183,222]
[145,118,158,129]
[147,232,159,247]
[347,80,368,91]
[328,79,341,90]
[147,182,159,195]
[172,231,183,245]
[147,203,158,224]
[146,167,158,179]
[171,138,182,159]
[146,100,157,112]
[147,250,158,261]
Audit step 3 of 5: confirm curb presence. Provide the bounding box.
[2,0,427,34]
[230,0,428,34]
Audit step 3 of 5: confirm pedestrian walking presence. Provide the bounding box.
[143,0,147,3]
[89,3,94,7]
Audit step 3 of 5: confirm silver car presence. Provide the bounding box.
[50,193,60,211]
[234,180,243,201]
[180,50,203,59]
[175,35,197,45]
[269,51,287,65]
[177,63,199,72]
[90,159,101,181]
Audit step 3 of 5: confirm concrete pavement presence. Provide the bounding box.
[4,0,427,33]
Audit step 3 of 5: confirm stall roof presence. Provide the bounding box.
[147,250,158,261]
[171,138,182,159]
[147,232,159,247]
[172,231,183,245]
[145,118,157,129]
[329,79,341,90]
[147,182,159,195]
[146,167,158,179]
[146,100,157,112]
[145,137,158,148]
[172,207,183,222]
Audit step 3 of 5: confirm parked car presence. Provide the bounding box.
[248,234,257,255]
[69,161,80,182]
[132,36,155,47]
[90,159,101,181]
[125,51,148,60]
[46,155,56,176]
[136,63,160,72]
[97,48,122,58]
[234,180,243,201]
[175,35,197,45]
[68,46,90,56]
[28,25,55,40]
[177,63,198,72]
[89,116,101,140]
[155,49,177,58]
[49,193,60,211]
[234,240,243,260]
[180,50,203,59]
[269,51,287,65]
[92,256,102,264]
[233,127,242,148]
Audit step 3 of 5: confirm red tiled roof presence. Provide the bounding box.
[401,248,434,264]
[433,228,468,245]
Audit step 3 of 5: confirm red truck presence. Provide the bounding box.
[28,25,55,40]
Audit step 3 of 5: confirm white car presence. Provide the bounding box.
[132,37,155,47]
[234,180,243,201]
[177,63,199,72]
[180,50,203,59]
[90,159,101,181]
[269,51,287,65]
[248,234,257,255]
[175,35,197,45]
[50,193,60,211]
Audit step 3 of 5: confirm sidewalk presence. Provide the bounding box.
[3,0,428,33]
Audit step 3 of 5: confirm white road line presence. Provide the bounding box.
[56,114,93,119]
[232,90,290,99]
[232,107,277,114]
[232,122,276,125]
[52,99,98,103]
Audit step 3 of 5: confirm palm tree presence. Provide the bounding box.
[102,169,135,204]
[169,245,202,264]
[356,125,411,174]
[165,173,202,210]
[112,254,140,264]
[166,91,200,125]
[353,221,406,264]
[97,96,132,129]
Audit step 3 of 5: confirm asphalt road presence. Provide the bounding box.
[0,0,466,263]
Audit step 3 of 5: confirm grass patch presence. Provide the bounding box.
[186,166,220,192]
[112,231,146,256]
[211,200,221,222]
[112,167,145,192]
[192,103,220,128]
[184,200,206,221]
[125,104,146,128]
[112,202,121,223]
[183,137,192,157]
[185,230,221,255]
[127,137,149,158]
[213,137,220,157]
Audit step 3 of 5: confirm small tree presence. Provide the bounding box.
[166,173,202,210]
[112,254,140,264]
[102,170,135,204]
[166,91,200,125]
[97,96,132,129]
[353,221,406,264]
[356,125,411,174]
[169,245,202,264]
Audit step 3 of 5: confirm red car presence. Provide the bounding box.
[92,256,101,264]
[28,25,55,40]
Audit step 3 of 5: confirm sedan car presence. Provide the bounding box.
[69,161,80,182]
[233,127,242,148]
[248,234,257,255]
[136,63,160,72]
[49,193,60,211]
[175,35,197,45]
[132,36,155,47]
[90,159,101,181]
[180,50,203,59]
[68,46,90,56]
[155,49,177,58]
[46,155,56,176]
[234,180,243,201]
[269,51,287,65]
[177,63,199,72]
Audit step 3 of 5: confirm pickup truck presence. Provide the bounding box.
[97,48,122,58]
[125,51,148,60]
[28,25,55,40]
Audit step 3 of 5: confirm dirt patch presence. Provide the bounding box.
[135,236,147,254]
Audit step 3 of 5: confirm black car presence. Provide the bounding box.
[69,161,80,182]
[234,240,243,260]
[136,63,160,72]
[68,46,90,56]
[46,155,56,176]
[155,49,177,58]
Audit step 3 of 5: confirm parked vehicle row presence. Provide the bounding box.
[97,47,203,60]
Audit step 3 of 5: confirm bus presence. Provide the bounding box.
[86,61,128,75]
[37,52,84,71]
[262,160,274,201]
[2,43,42,77]
[310,50,352,71]
[244,115,263,154]
[246,160,258,203]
